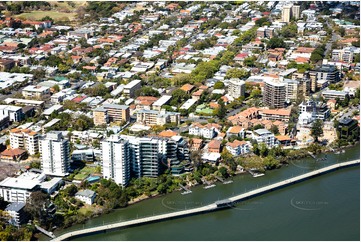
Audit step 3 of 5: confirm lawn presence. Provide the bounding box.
[78,206,95,216]
[15,11,77,21]
[74,166,97,181]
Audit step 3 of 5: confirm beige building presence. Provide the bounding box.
[292,5,300,20]
[93,107,108,126]
[282,5,292,22]
[22,85,50,99]
[136,109,180,126]
[93,104,130,126]
[228,78,245,99]
[10,128,39,155]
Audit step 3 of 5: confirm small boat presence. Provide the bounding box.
[223,180,233,184]
[342,150,346,153]
[335,151,341,154]
[204,184,216,189]
[252,173,265,178]
[181,190,192,195]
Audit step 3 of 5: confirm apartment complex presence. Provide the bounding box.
[10,128,39,155]
[227,78,246,99]
[260,108,291,122]
[256,26,275,38]
[102,134,189,185]
[93,104,130,126]
[40,132,70,177]
[322,90,349,101]
[101,135,130,187]
[136,109,180,126]
[299,100,331,120]
[22,85,50,99]
[310,64,340,84]
[282,4,300,22]
[284,78,310,102]
[263,79,286,109]
[251,129,278,148]
[332,47,356,63]
[123,79,142,98]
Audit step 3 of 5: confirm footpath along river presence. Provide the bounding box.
[43,145,360,241]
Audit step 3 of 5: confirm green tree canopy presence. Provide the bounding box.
[267,37,286,49]
[225,68,250,79]
[214,81,225,89]
[311,119,324,142]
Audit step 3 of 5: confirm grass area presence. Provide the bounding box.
[74,166,97,181]
[78,206,95,216]
[15,11,77,21]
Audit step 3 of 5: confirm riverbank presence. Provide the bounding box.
[38,143,359,240]
[54,159,360,241]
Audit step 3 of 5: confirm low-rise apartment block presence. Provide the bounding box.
[10,128,39,155]
[136,109,180,126]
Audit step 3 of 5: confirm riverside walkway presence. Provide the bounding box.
[53,159,359,241]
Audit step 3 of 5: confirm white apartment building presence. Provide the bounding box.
[40,132,70,177]
[225,140,250,156]
[102,135,130,186]
[332,47,357,63]
[22,85,50,99]
[123,79,142,98]
[124,136,167,178]
[75,190,96,205]
[0,171,46,202]
[10,128,39,155]
[228,78,246,99]
[189,123,220,139]
[0,105,23,122]
[251,129,278,148]
[136,109,180,126]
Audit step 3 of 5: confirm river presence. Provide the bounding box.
[45,145,360,241]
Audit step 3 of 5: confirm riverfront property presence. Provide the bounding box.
[42,144,359,241]
[55,160,359,240]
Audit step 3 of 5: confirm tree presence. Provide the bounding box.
[250,88,262,98]
[243,56,256,67]
[259,143,269,157]
[214,81,225,89]
[311,119,324,142]
[338,27,346,37]
[64,184,78,197]
[25,191,50,226]
[134,86,160,97]
[218,167,229,179]
[267,37,286,49]
[270,125,279,135]
[225,68,250,79]
[214,99,226,119]
[170,89,189,106]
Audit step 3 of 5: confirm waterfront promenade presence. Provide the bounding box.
[53,159,359,241]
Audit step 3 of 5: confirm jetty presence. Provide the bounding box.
[35,225,55,239]
[53,159,359,241]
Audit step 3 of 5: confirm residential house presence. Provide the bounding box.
[75,190,96,205]
[207,139,221,153]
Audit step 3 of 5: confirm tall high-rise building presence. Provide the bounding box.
[282,5,292,23]
[282,4,300,22]
[228,78,246,99]
[40,132,70,177]
[101,135,130,186]
[124,136,167,178]
[263,79,286,109]
[292,5,300,20]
